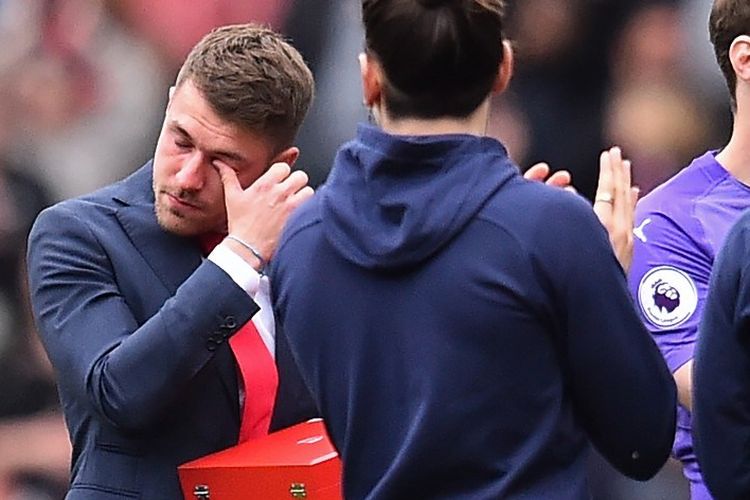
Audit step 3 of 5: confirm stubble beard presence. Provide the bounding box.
[153,190,227,237]
[153,192,201,236]
[155,195,187,236]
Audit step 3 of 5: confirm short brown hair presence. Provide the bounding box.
[362,0,506,119]
[709,0,750,107]
[176,24,314,148]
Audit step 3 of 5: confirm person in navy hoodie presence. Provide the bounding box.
[270,1,676,498]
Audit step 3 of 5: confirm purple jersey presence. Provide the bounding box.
[628,151,750,499]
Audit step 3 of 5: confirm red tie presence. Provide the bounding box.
[198,233,279,442]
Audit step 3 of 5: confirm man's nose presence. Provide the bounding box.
[175,153,206,191]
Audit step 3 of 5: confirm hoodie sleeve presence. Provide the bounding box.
[533,192,676,481]
[693,213,750,499]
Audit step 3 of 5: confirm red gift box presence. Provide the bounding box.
[179,419,342,499]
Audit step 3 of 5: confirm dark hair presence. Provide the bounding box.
[175,24,314,148]
[362,0,506,119]
[709,0,750,107]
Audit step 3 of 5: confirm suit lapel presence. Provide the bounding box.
[112,163,240,415]
[116,204,202,295]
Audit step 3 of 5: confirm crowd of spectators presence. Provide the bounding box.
[0,0,731,498]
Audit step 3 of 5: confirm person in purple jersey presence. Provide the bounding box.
[627,1,750,498]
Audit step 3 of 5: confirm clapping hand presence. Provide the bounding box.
[523,162,575,192]
[523,151,639,272]
[592,147,639,273]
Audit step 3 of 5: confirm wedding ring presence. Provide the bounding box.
[595,193,614,204]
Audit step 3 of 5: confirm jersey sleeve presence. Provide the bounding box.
[628,210,713,373]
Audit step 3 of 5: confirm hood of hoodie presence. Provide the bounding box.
[320,124,519,270]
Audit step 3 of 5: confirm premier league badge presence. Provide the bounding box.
[637,266,698,329]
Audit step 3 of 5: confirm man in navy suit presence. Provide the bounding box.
[26,24,317,499]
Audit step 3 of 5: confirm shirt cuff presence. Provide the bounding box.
[207,241,261,296]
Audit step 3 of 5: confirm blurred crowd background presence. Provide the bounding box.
[0,0,731,498]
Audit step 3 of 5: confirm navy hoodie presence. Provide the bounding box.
[271,125,676,499]
[694,208,750,499]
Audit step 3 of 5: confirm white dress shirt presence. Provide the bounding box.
[207,242,275,358]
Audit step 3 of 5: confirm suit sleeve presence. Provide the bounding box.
[27,204,257,432]
[535,194,676,481]
[693,215,750,499]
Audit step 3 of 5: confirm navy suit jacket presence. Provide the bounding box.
[27,163,317,499]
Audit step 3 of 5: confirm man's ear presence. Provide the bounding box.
[272,146,300,168]
[491,40,515,95]
[359,52,383,107]
[730,35,750,85]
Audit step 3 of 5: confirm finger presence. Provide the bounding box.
[214,162,242,196]
[610,147,626,224]
[593,150,613,225]
[628,183,640,229]
[564,185,578,194]
[618,184,640,273]
[594,150,613,200]
[286,185,315,209]
[630,185,640,208]
[546,170,572,188]
[523,163,550,182]
[616,158,633,227]
[260,162,293,185]
[279,169,310,198]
